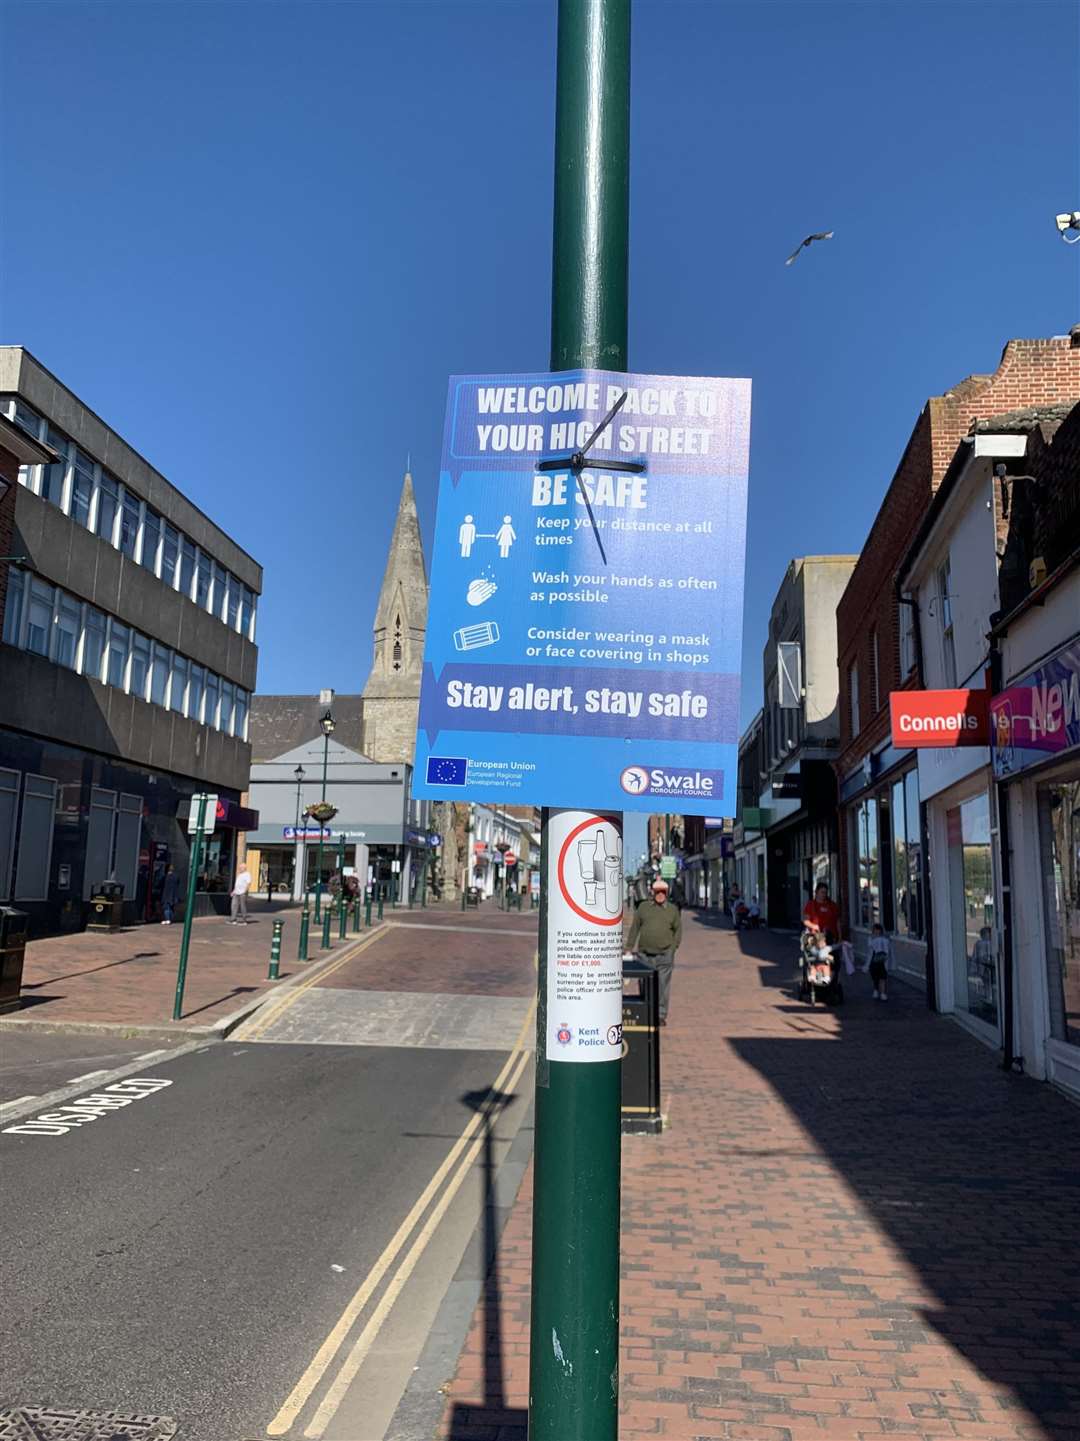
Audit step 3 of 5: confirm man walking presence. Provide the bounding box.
[230,861,252,925]
[625,877,682,1026]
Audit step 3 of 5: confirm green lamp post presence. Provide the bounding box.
[312,707,335,922]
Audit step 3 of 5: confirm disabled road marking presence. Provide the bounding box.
[2,1078,173,1136]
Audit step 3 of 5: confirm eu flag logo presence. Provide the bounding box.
[427,756,468,786]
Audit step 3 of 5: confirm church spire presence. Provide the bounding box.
[361,468,429,763]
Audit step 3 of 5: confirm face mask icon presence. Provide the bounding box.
[454,621,500,651]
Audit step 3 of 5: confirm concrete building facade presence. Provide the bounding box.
[0,348,262,931]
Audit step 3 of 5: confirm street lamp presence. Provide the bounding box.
[495,839,511,910]
[293,765,306,902]
[313,708,335,921]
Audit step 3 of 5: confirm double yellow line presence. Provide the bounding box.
[238,924,389,1043]
[265,995,536,1438]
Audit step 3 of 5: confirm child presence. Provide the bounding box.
[868,922,892,1001]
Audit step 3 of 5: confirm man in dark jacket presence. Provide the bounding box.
[160,865,180,925]
[625,877,682,1025]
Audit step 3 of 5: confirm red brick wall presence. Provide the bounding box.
[836,335,1080,773]
[0,449,18,637]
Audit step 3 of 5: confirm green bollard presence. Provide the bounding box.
[461,888,466,912]
[321,908,332,950]
[298,904,310,961]
[365,892,372,927]
[377,893,384,922]
[339,895,347,940]
[268,919,283,980]
[353,897,361,932]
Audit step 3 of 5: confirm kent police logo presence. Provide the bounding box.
[620,765,650,795]
[556,1022,573,1046]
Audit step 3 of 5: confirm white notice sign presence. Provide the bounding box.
[545,808,624,1063]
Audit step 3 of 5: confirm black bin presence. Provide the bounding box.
[0,906,29,1014]
[88,881,125,931]
[621,956,662,1134]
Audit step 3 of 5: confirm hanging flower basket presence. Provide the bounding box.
[305,802,338,824]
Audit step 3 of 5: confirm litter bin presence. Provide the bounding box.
[621,955,662,1134]
[0,906,29,1014]
[88,880,125,931]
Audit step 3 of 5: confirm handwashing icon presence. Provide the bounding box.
[576,826,622,915]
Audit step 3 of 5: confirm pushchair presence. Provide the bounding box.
[798,929,844,1006]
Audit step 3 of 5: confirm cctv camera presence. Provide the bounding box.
[1055,211,1080,241]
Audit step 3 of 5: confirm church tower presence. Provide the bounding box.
[361,469,429,764]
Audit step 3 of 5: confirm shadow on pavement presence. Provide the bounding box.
[730,937,1080,1439]
[22,950,162,989]
[446,1085,528,1441]
[179,985,258,1020]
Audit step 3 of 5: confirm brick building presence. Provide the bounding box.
[835,330,1080,988]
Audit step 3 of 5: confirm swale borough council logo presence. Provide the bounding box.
[620,765,650,795]
[556,1022,573,1046]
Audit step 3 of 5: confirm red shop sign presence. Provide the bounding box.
[889,689,990,748]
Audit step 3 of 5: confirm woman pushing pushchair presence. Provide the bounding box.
[799,882,844,1006]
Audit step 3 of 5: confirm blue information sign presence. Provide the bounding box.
[413,369,751,815]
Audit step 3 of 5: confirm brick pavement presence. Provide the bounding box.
[441,911,1080,1441]
[4,900,327,1029]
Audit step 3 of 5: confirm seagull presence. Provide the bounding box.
[785,230,834,266]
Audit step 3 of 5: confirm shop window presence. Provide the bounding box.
[14,774,57,900]
[1038,778,1080,1049]
[84,788,115,900]
[852,797,879,929]
[114,793,143,899]
[938,560,957,687]
[946,791,997,1028]
[0,768,17,900]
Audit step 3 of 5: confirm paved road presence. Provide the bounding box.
[0,915,537,1441]
[0,1028,189,1113]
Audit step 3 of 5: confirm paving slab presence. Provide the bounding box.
[243,986,533,1051]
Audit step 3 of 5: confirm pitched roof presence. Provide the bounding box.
[248,693,364,762]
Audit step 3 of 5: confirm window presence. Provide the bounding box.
[180,539,197,600]
[869,628,880,714]
[27,579,55,656]
[105,621,129,688]
[210,562,228,620]
[170,654,189,715]
[113,793,143,899]
[40,425,69,507]
[129,632,151,700]
[204,671,220,730]
[55,594,81,669]
[82,606,108,682]
[852,797,879,929]
[161,524,180,588]
[14,774,57,901]
[96,474,119,544]
[71,449,95,529]
[141,508,162,573]
[234,688,248,741]
[1038,777,1080,1049]
[3,571,25,647]
[219,681,235,736]
[938,560,957,687]
[899,593,918,678]
[946,791,996,1027]
[188,664,205,724]
[240,586,255,639]
[149,642,170,706]
[225,574,241,630]
[849,663,861,737]
[119,490,141,559]
[194,549,211,609]
[11,399,42,439]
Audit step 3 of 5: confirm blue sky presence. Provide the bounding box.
[2,0,1076,754]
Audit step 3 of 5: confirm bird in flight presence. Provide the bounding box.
[785,230,834,266]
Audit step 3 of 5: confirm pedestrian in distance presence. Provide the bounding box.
[160,864,180,925]
[727,882,742,926]
[230,862,252,924]
[868,922,892,1001]
[624,877,682,1026]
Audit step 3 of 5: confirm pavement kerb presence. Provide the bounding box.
[0,922,390,1046]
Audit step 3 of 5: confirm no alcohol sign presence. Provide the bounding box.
[545,809,624,1062]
